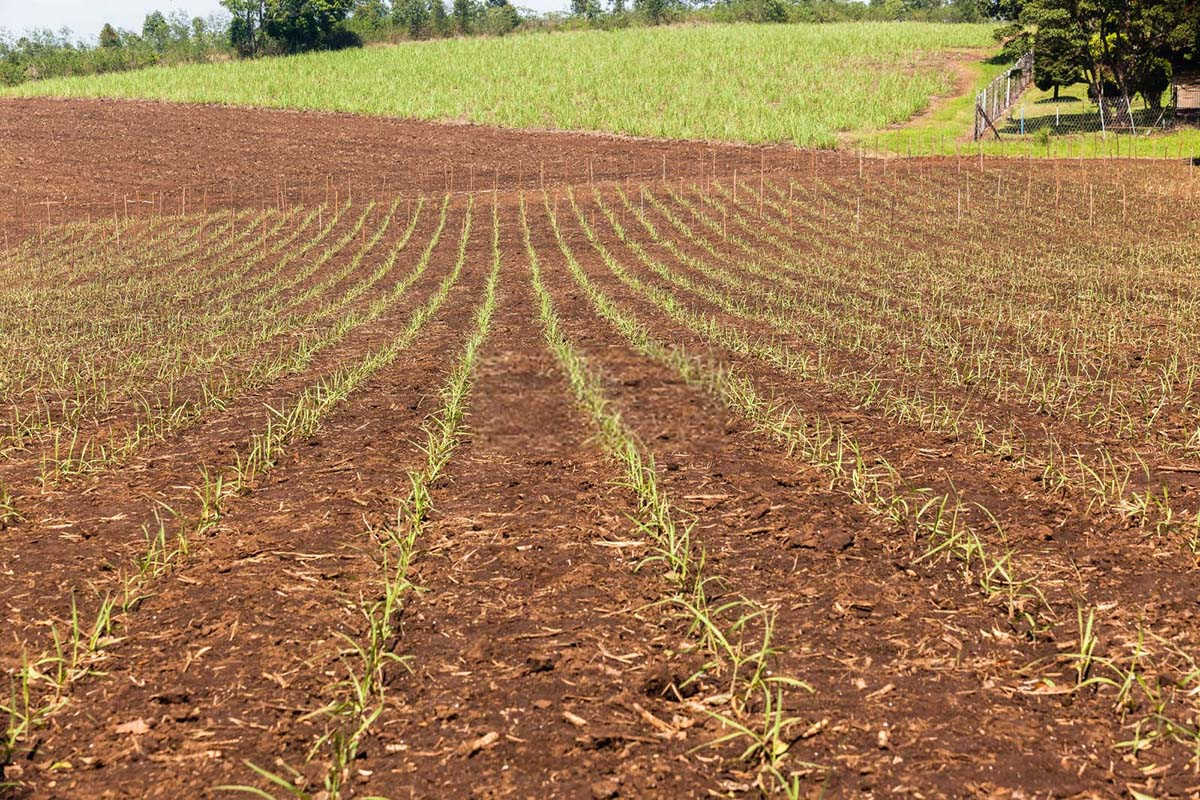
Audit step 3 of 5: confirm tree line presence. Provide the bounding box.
[1,0,1033,88]
[354,0,986,37]
[0,11,226,86]
[989,0,1199,108]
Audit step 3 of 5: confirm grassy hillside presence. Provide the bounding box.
[0,23,994,147]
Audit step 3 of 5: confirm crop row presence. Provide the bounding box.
[522,181,1200,782]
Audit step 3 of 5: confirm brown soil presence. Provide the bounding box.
[1,99,1199,800]
[0,97,800,241]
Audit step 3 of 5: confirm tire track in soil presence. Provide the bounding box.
[0,202,466,667]
[526,197,1122,796]
[353,212,717,799]
[11,215,493,800]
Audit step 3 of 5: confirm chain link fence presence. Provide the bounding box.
[1001,86,1176,137]
[974,53,1189,140]
[973,52,1033,140]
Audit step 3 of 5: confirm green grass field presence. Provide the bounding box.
[0,22,994,148]
[856,63,1200,158]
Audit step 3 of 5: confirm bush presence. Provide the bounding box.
[479,4,521,35]
[0,59,25,86]
[711,0,788,23]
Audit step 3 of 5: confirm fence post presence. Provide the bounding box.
[970,52,1033,140]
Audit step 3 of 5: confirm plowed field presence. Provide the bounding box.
[2,98,1199,799]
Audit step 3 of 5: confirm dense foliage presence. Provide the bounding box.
[344,0,986,42]
[223,0,361,55]
[0,13,226,86]
[994,0,1200,105]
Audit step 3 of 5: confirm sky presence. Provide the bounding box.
[0,0,564,40]
[0,0,226,39]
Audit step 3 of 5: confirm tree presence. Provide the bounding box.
[1021,0,1086,99]
[479,0,520,34]
[221,0,268,55]
[167,11,192,43]
[999,0,1200,107]
[142,11,171,51]
[352,0,389,26]
[948,0,981,22]
[1070,0,1196,103]
[430,0,450,36]
[393,0,431,37]
[191,17,207,45]
[977,0,1023,20]
[571,0,603,19]
[452,0,474,33]
[634,0,669,23]
[99,23,120,48]
[264,0,356,52]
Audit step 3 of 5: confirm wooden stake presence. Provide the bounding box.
[759,153,764,218]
